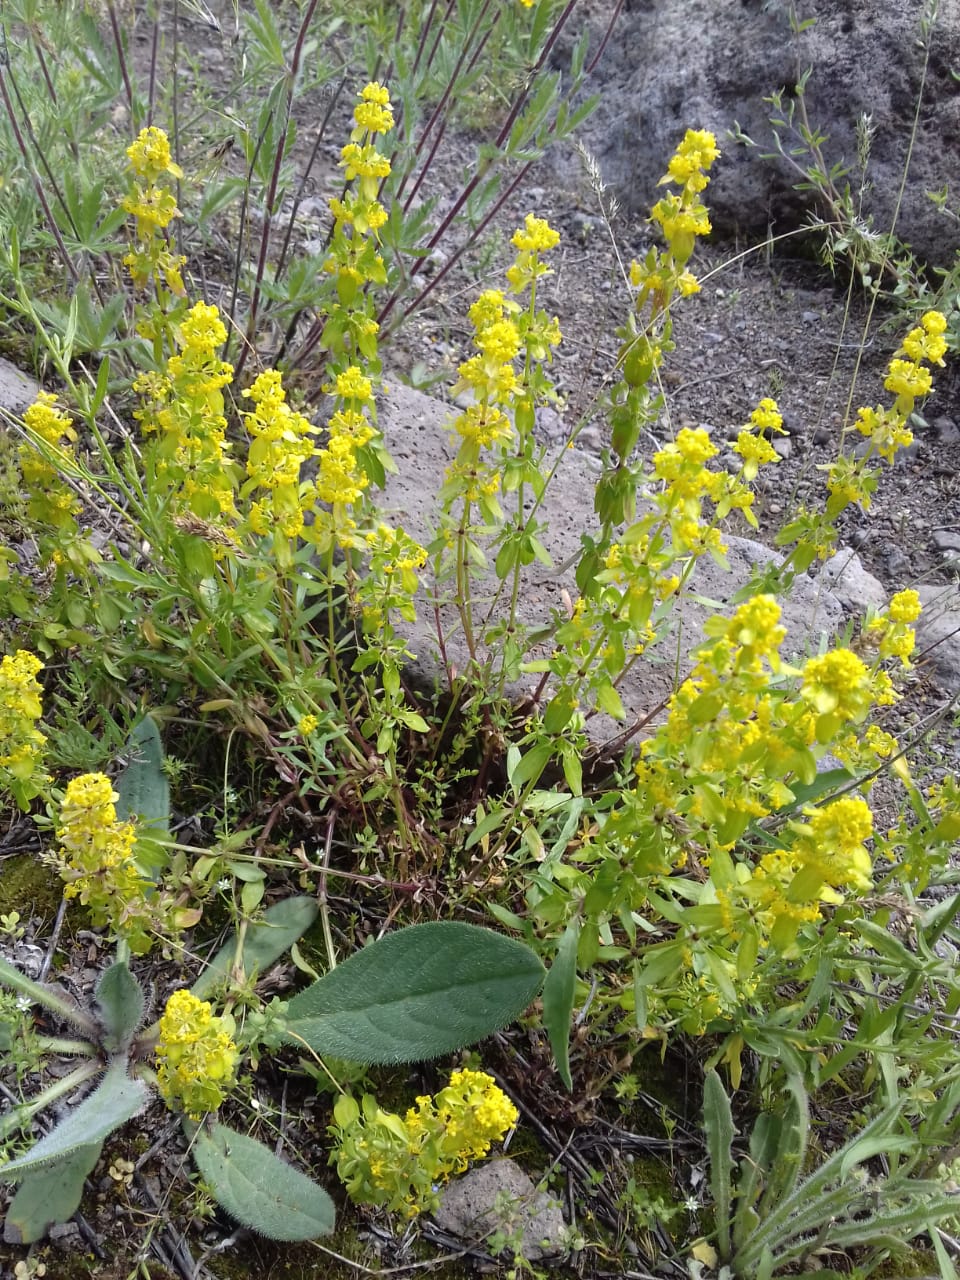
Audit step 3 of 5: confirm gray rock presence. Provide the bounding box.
[934,416,960,447]
[817,546,886,613]
[772,435,792,460]
[0,358,38,416]
[565,0,960,267]
[433,1158,567,1260]
[377,384,844,744]
[915,584,960,693]
[884,544,911,577]
[932,530,960,555]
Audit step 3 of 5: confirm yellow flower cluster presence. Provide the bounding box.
[651,425,729,557]
[444,219,562,522]
[154,989,239,1119]
[863,588,922,667]
[19,393,81,531]
[134,301,237,523]
[359,522,428,629]
[241,369,317,539]
[779,311,949,567]
[53,772,159,955]
[643,127,720,288]
[506,213,561,293]
[406,1069,518,1170]
[331,1070,517,1217]
[309,365,379,551]
[0,650,48,807]
[601,127,719,533]
[732,397,786,482]
[325,82,394,299]
[121,126,186,295]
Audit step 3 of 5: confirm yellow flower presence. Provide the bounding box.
[511,213,561,253]
[750,398,784,433]
[477,319,521,364]
[55,773,160,954]
[887,588,921,624]
[884,358,932,401]
[353,82,395,134]
[334,366,374,403]
[155,990,239,1119]
[179,301,228,356]
[800,649,873,723]
[799,796,874,894]
[126,126,184,181]
[732,429,778,481]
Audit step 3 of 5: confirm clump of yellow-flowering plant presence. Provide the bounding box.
[0,649,49,809]
[154,989,239,1119]
[331,1069,518,1217]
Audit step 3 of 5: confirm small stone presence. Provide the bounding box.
[48,1221,82,1246]
[885,545,910,577]
[801,310,820,324]
[932,530,960,554]
[536,405,566,442]
[934,416,960,446]
[772,436,792,460]
[0,358,39,416]
[434,1159,567,1261]
[812,423,833,446]
[779,410,805,436]
[577,424,602,452]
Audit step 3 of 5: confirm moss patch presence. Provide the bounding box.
[0,854,64,926]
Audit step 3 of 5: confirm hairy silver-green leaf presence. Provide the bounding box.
[191,896,318,1000]
[703,1069,736,1262]
[95,960,144,1053]
[541,920,579,1091]
[4,1142,102,1242]
[0,1062,149,1179]
[284,922,544,1063]
[115,715,170,836]
[191,1121,334,1241]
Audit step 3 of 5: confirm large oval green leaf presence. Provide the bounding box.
[190,1121,334,1241]
[283,922,545,1063]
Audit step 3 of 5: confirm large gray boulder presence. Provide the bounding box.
[566,0,960,268]
[377,383,844,747]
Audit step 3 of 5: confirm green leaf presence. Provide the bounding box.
[3,1142,103,1243]
[190,1121,334,1241]
[191,896,319,1000]
[0,1062,149,1179]
[283,922,545,1063]
[95,961,144,1053]
[116,716,170,841]
[541,920,579,1091]
[703,1070,735,1262]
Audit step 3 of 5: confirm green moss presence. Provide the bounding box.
[0,855,64,925]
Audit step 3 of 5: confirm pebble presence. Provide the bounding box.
[801,310,820,324]
[812,423,833,446]
[885,545,910,577]
[932,530,960,554]
[780,410,805,436]
[772,436,792,460]
[934,416,960,446]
